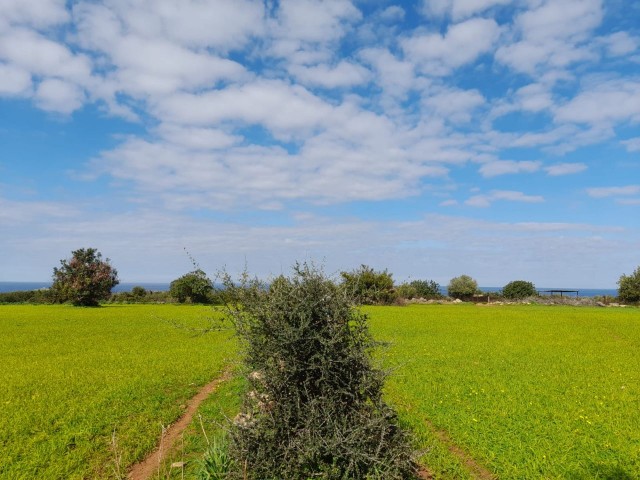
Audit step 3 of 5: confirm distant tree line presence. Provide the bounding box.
[2,248,639,306]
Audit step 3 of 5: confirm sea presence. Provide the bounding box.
[0,282,619,297]
[0,282,171,293]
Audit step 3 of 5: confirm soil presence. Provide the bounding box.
[128,368,232,480]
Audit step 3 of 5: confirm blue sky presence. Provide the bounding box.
[1,0,639,287]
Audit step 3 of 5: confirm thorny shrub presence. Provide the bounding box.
[220,263,417,480]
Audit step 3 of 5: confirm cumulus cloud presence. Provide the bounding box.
[422,87,485,123]
[586,185,640,198]
[289,61,371,88]
[35,79,85,114]
[544,163,587,176]
[479,160,541,177]
[554,79,640,126]
[466,190,544,207]
[621,137,640,152]
[495,0,603,76]
[402,18,501,75]
[420,0,513,20]
[0,62,31,95]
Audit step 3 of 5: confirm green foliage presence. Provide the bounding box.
[170,269,214,303]
[502,280,537,299]
[0,289,53,304]
[198,435,234,480]
[51,248,119,306]
[397,279,442,300]
[107,288,171,304]
[447,274,478,299]
[340,264,397,305]
[222,264,416,479]
[618,266,640,303]
[130,286,146,297]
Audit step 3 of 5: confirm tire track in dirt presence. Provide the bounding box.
[128,368,232,480]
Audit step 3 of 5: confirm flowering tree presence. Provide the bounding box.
[52,248,119,306]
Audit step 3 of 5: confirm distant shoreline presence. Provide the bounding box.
[0,282,618,298]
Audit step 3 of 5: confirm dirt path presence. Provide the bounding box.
[128,368,232,480]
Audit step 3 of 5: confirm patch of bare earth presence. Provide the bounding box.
[128,368,232,480]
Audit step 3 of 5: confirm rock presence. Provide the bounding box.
[171,462,186,468]
[596,302,606,307]
[453,299,463,304]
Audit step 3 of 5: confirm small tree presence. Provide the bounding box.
[222,264,415,479]
[340,265,396,305]
[503,280,537,299]
[170,269,213,303]
[618,266,640,303]
[447,274,478,299]
[52,248,119,306]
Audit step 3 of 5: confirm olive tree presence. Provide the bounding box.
[618,266,640,303]
[447,274,478,299]
[52,248,119,306]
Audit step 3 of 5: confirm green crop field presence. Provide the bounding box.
[0,304,234,480]
[1,303,639,479]
[368,304,640,479]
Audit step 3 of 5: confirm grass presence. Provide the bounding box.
[367,304,640,479]
[0,304,234,480]
[2,303,639,479]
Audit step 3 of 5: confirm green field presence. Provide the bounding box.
[369,304,640,479]
[0,305,234,480]
[1,304,639,479]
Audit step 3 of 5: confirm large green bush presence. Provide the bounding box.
[340,265,396,305]
[222,264,416,479]
[170,269,214,303]
[397,279,441,300]
[618,266,640,303]
[502,280,537,299]
[447,274,478,299]
[51,248,119,306]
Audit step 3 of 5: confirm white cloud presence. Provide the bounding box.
[379,6,405,22]
[0,0,69,28]
[156,124,241,151]
[421,0,513,20]
[153,80,335,138]
[0,28,92,84]
[289,61,371,88]
[35,78,85,114]
[402,18,500,75]
[600,31,639,57]
[359,48,416,98]
[495,0,603,76]
[422,87,485,123]
[544,163,587,176]
[0,62,31,95]
[587,185,640,198]
[515,83,553,112]
[554,79,640,125]
[479,160,541,177]
[466,190,544,207]
[622,137,640,152]
[73,0,264,52]
[274,0,361,44]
